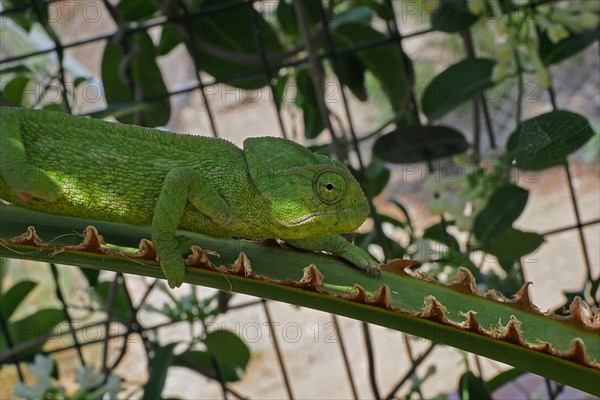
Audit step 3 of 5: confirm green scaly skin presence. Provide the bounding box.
[0,107,380,287]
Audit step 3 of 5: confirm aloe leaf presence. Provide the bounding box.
[0,205,598,395]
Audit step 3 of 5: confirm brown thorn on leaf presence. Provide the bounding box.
[447,268,480,295]
[372,284,393,310]
[551,297,597,332]
[345,284,369,303]
[381,259,416,276]
[294,264,324,292]
[561,339,593,367]
[420,296,448,323]
[134,239,157,261]
[71,226,104,253]
[506,282,540,313]
[484,289,502,301]
[498,319,524,346]
[460,311,484,334]
[416,271,437,283]
[225,252,252,277]
[9,226,43,246]
[185,246,215,269]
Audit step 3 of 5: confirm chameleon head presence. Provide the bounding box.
[244,137,370,238]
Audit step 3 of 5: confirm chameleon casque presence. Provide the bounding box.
[0,107,380,288]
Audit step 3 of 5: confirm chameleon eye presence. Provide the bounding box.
[314,172,346,204]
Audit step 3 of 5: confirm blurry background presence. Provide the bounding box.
[0,0,598,398]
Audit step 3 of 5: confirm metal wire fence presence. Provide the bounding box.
[0,0,598,398]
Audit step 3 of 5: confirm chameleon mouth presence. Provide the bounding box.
[282,205,370,227]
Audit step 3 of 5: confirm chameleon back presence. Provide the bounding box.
[0,108,266,235]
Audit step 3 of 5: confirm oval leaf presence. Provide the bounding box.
[295,68,325,139]
[94,281,133,323]
[459,371,492,400]
[116,0,157,21]
[422,58,495,121]
[351,159,390,198]
[1,309,65,360]
[474,184,529,245]
[1,76,30,106]
[1,280,37,320]
[483,228,545,271]
[373,126,469,163]
[540,29,599,66]
[332,23,407,111]
[143,343,177,400]
[101,31,171,127]
[511,110,595,170]
[431,0,480,32]
[204,329,251,382]
[190,0,284,89]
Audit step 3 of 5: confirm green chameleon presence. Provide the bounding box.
[0,107,380,288]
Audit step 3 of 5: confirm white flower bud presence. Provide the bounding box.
[492,61,509,82]
[496,42,514,61]
[548,23,570,43]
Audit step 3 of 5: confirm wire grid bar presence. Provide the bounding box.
[1,1,599,399]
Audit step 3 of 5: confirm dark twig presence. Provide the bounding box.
[262,300,294,399]
[362,322,381,400]
[50,263,86,366]
[332,315,359,399]
[385,343,436,399]
[0,308,25,381]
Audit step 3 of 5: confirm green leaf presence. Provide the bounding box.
[276,0,321,37]
[430,0,480,32]
[332,23,407,111]
[204,329,251,382]
[1,280,37,320]
[422,58,495,121]
[143,343,177,400]
[330,7,372,29]
[158,25,182,56]
[1,76,30,106]
[173,349,213,375]
[334,53,368,101]
[295,68,324,139]
[0,309,65,359]
[189,0,284,89]
[354,0,394,20]
[351,159,390,198]
[116,0,158,21]
[94,280,133,323]
[373,126,469,163]
[483,228,544,271]
[423,222,460,251]
[273,72,290,109]
[79,267,99,287]
[540,29,599,66]
[459,371,492,400]
[1,205,600,395]
[101,31,171,127]
[485,368,527,393]
[474,184,529,246]
[511,110,595,170]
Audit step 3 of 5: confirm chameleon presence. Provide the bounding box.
[0,107,380,288]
